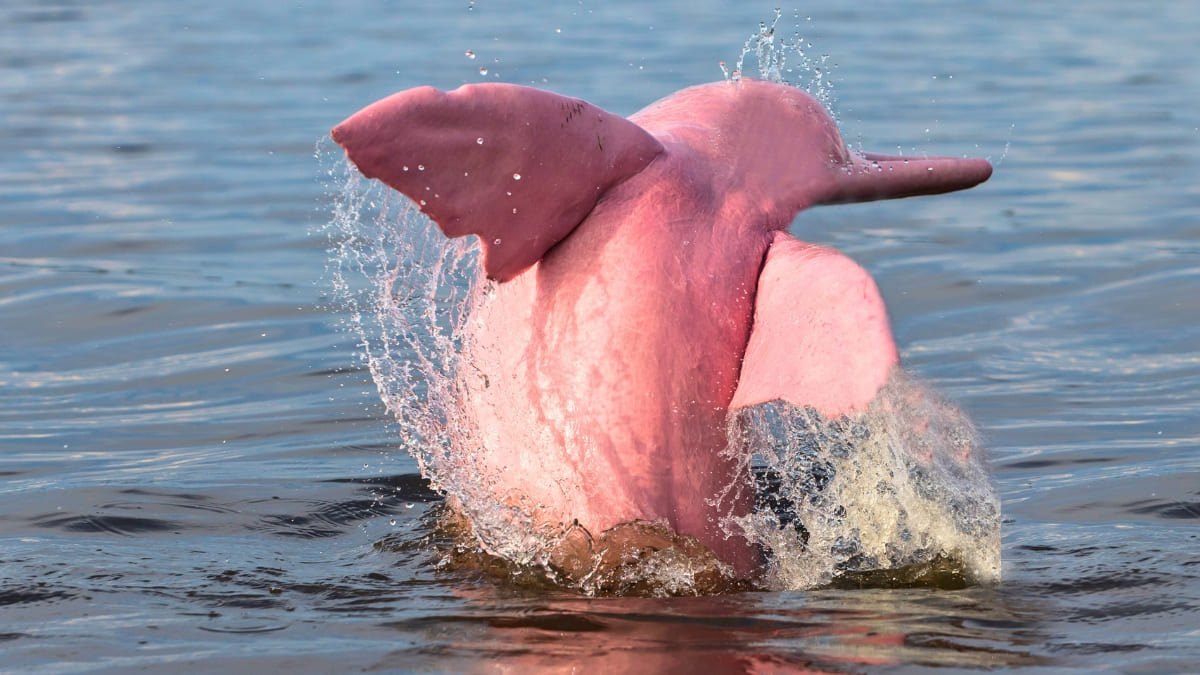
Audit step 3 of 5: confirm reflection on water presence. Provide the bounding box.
[0,470,1043,670]
[1,0,1199,671]
[374,585,1049,671]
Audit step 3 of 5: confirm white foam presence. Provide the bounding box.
[725,371,1001,589]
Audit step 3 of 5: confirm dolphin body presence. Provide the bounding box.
[332,79,992,579]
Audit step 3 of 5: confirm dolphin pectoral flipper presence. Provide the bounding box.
[730,231,900,419]
[331,83,665,282]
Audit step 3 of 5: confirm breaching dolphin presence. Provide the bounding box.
[331,79,991,578]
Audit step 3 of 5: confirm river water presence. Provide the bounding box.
[2,1,1198,672]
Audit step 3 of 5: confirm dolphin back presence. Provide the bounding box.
[332,83,665,281]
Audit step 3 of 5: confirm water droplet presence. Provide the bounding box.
[512,173,521,180]
[417,164,425,171]
[419,199,427,206]
[479,67,488,76]
[389,519,397,526]
[493,238,502,245]
[476,137,484,144]
[512,208,518,214]
[402,165,409,172]
[465,49,476,59]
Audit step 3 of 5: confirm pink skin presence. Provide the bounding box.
[332,79,991,576]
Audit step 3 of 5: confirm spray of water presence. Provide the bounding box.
[320,146,482,495]
[718,371,1000,590]
[719,9,837,116]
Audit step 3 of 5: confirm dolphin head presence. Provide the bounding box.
[629,79,992,223]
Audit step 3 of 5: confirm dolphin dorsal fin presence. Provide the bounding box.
[332,83,665,281]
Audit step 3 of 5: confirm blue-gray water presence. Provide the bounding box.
[2,1,1197,672]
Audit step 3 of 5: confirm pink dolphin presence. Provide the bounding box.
[331,79,991,577]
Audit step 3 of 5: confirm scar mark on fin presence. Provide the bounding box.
[560,100,587,128]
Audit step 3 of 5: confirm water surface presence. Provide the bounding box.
[2,1,1198,671]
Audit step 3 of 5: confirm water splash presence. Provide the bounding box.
[320,153,598,583]
[720,9,838,114]
[320,147,481,498]
[722,371,1001,590]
